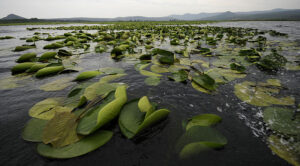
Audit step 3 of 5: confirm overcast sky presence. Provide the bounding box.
[0,0,299,18]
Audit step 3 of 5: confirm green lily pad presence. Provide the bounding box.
[0,74,31,90]
[140,70,162,77]
[22,118,48,142]
[150,65,169,73]
[11,62,36,75]
[263,107,300,135]
[99,74,127,83]
[29,97,73,120]
[14,44,36,52]
[145,77,161,86]
[99,67,125,75]
[37,130,113,159]
[83,82,125,101]
[35,66,65,78]
[17,53,37,63]
[185,114,222,130]
[119,97,170,139]
[168,69,188,82]
[191,82,210,94]
[43,42,64,49]
[75,71,103,81]
[40,77,75,91]
[192,74,216,91]
[234,80,295,106]
[176,126,227,158]
[135,63,150,71]
[39,52,57,62]
[206,68,246,84]
[27,63,49,73]
[268,135,300,166]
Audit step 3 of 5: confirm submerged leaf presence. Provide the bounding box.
[42,112,81,148]
[40,77,75,91]
[185,114,222,130]
[144,76,161,86]
[37,130,113,159]
[99,67,125,74]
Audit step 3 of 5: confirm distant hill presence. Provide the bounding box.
[201,9,300,20]
[1,14,26,20]
[1,9,300,23]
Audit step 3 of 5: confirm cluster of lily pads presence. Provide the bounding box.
[3,22,298,163]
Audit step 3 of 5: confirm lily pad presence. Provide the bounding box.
[99,74,127,83]
[27,63,49,73]
[42,112,81,148]
[40,77,75,91]
[168,69,188,82]
[39,52,57,62]
[35,66,65,78]
[75,71,102,81]
[268,135,300,166]
[206,68,246,84]
[192,74,216,91]
[22,118,48,142]
[37,130,113,159]
[99,67,125,75]
[17,53,37,63]
[263,107,300,135]
[140,70,162,77]
[234,80,295,106]
[145,77,161,86]
[29,97,73,120]
[119,97,170,139]
[150,65,169,73]
[11,62,36,75]
[83,82,125,101]
[185,114,222,130]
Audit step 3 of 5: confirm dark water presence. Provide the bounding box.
[0,22,300,166]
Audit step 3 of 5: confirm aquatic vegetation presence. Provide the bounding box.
[14,44,36,52]
[27,63,48,73]
[40,77,75,91]
[75,71,102,81]
[43,42,64,49]
[234,80,295,106]
[16,52,37,63]
[11,62,36,74]
[256,49,287,71]
[0,36,14,40]
[39,52,57,62]
[118,96,170,139]
[35,66,65,78]
[58,49,72,56]
[176,114,227,159]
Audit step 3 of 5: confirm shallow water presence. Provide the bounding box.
[0,21,299,166]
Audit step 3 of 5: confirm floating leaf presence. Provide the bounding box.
[35,66,65,78]
[22,118,48,142]
[11,62,36,75]
[84,82,124,100]
[144,77,161,86]
[168,69,188,82]
[99,74,127,83]
[135,63,150,71]
[42,112,81,148]
[0,74,31,90]
[27,63,48,73]
[40,77,75,91]
[263,107,300,135]
[29,98,73,120]
[37,130,113,159]
[234,80,295,106]
[17,52,37,63]
[185,114,222,130]
[99,67,125,75]
[268,135,300,166]
[192,74,216,91]
[77,91,115,135]
[176,126,227,159]
[75,70,102,81]
[206,68,246,84]
[191,82,210,94]
[140,70,162,77]
[150,65,169,73]
[119,97,170,139]
[39,52,57,62]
